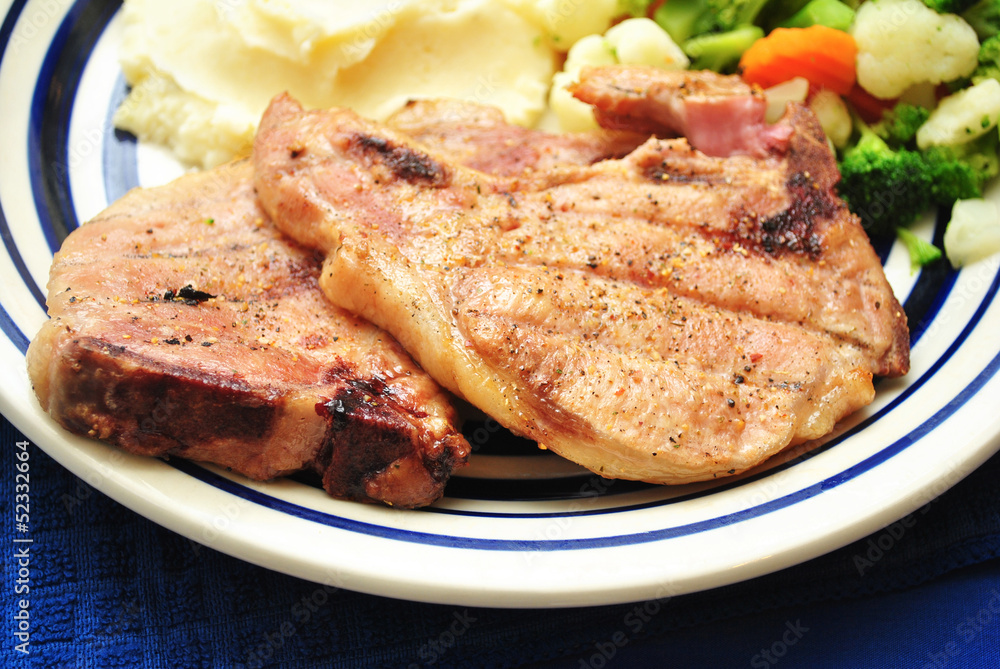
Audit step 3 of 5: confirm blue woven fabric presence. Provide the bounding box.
[4,413,1000,668]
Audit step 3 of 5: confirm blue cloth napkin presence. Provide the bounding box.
[4,413,1000,668]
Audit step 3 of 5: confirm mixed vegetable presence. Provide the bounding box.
[577,0,1000,267]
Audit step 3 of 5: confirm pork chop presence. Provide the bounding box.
[252,71,908,484]
[26,160,470,507]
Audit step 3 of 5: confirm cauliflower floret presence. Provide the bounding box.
[917,78,1000,147]
[603,16,690,69]
[549,18,688,132]
[548,35,617,131]
[852,0,980,100]
[944,198,1000,267]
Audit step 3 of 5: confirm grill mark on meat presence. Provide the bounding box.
[350,132,450,186]
[385,98,648,175]
[716,171,833,258]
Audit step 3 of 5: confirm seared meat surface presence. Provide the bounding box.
[27,161,469,507]
[253,67,908,484]
[387,98,647,175]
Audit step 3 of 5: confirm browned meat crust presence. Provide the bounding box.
[252,72,908,485]
[387,98,648,174]
[26,161,469,508]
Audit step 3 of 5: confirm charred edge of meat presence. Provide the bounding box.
[350,133,450,187]
[157,284,217,306]
[314,378,461,504]
[721,171,835,258]
[54,338,275,454]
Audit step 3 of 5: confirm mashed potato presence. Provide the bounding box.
[114,0,621,168]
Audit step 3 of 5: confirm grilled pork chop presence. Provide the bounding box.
[252,67,908,485]
[26,160,469,507]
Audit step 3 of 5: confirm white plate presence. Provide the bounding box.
[3,0,1000,608]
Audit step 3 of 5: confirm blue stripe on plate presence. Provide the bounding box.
[29,0,120,251]
[0,304,30,355]
[0,0,48,325]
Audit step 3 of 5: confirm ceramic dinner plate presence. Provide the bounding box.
[3,0,1000,608]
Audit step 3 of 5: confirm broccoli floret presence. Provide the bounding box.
[837,123,935,237]
[873,103,932,145]
[921,0,979,14]
[925,130,1000,196]
[838,117,999,237]
[897,227,943,268]
[779,0,856,30]
[683,25,765,72]
[973,34,1000,83]
[759,0,814,29]
[958,130,1000,179]
[962,0,1000,39]
[653,0,771,44]
[923,147,990,203]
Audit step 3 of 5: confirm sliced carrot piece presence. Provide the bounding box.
[739,26,857,96]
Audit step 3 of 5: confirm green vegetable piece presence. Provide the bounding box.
[620,0,655,16]
[873,103,932,146]
[780,0,856,30]
[653,0,713,44]
[897,227,943,268]
[683,25,765,72]
[837,110,999,239]
[924,148,986,204]
[759,0,814,30]
[972,34,1000,83]
[837,121,935,237]
[963,0,1000,40]
[711,0,773,31]
[921,0,979,14]
[923,131,1000,199]
[653,0,772,43]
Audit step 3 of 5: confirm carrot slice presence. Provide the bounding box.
[739,26,857,96]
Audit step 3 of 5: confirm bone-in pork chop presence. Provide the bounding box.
[26,160,469,507]
[253,70,908,485]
